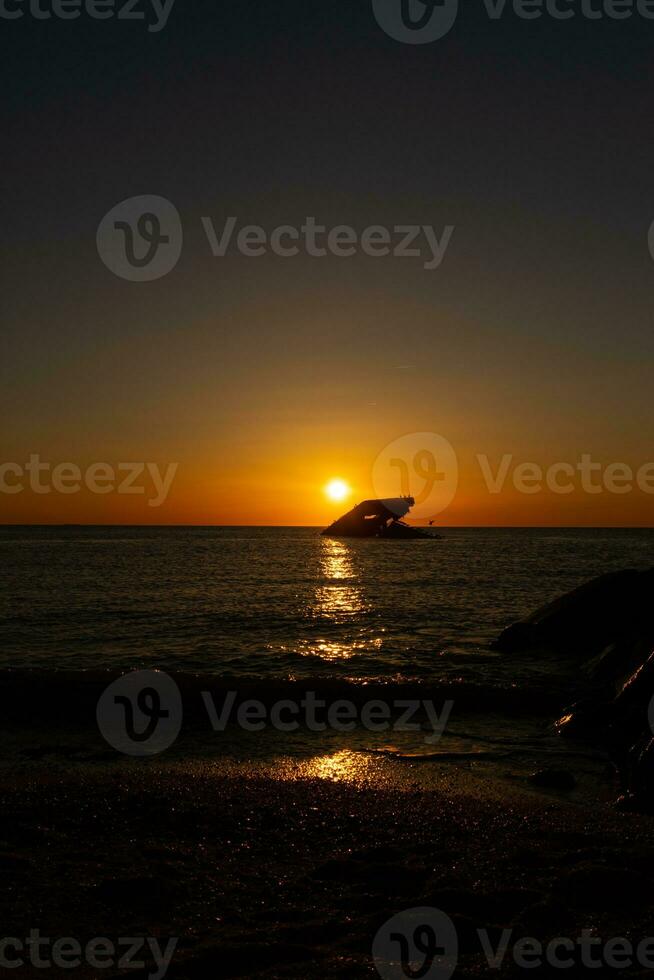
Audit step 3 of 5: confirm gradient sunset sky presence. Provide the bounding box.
[3,2,654,525]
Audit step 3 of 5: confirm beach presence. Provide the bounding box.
[3,743,654,978]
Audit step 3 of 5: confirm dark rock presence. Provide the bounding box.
[492,569,654,658]
[494,568,654,804]
[601,659,654,806]
[491,621,542,654]
[583,636,653,688]
[611,651,654,721]
[555,699,612,739]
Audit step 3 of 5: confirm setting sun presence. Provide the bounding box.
[324,479,351,502]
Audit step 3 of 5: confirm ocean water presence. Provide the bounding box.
[1,525,652,687]
[2,525,652,792]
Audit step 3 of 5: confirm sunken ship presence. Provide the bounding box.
[321,496,438,539]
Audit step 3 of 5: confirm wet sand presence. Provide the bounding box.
[3,745,654,978]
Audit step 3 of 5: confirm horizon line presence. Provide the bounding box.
[1,523,653,530]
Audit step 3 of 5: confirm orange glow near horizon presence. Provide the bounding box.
[3,447,654,527]
[3,425,654,528]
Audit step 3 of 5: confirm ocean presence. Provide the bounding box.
[1,524,652,678]
[2,525,652,788]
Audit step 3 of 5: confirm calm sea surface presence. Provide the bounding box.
[1,526,652,688]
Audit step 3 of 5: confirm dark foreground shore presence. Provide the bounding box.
[3,751,654,979]
[4,567,654,978]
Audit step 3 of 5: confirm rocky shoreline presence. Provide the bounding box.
[494,568,654,810]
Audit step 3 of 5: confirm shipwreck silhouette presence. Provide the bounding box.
[321,496,438,539]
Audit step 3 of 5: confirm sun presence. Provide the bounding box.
[324,478,351,502]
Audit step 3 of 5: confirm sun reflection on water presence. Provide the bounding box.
[296,539,373,661]
[321,537,354,580]
[312,538,367,619]
[300,640,359,662]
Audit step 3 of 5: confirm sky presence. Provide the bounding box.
[2,0,654,525]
